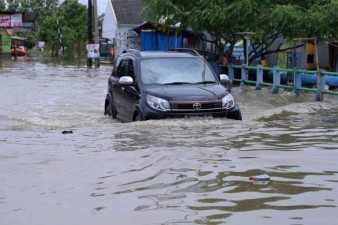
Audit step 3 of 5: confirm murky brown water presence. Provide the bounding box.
[1,57,338,225]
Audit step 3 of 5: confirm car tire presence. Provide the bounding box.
[105,101,112,117]
[227,110,242,120]
[133,111,143,121]
[105,100,117,119]
[134,114,141,121]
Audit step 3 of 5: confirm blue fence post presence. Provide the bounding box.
[241,64,247,86]
[293,69,301,95]
[256,65,263,90]
[228,64,234,81]
[271,66,280,94]
[315,70,325,101]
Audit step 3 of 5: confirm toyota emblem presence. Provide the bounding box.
[192,102,202,110]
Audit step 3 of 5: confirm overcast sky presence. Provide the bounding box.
[75,0,108,15]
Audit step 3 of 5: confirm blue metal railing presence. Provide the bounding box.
[225,64,338,101]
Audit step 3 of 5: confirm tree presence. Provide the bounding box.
[6,0,20,11]
[0,0,6,10]
[142,0,338,63]
[38,0,87,59]
[30,0,59,19]
[5,0,57,14]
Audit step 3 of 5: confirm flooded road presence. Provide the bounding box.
[1,57,338,225]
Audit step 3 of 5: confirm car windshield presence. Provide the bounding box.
[140,57,217,85]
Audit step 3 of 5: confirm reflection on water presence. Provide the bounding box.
[1,58,338,225]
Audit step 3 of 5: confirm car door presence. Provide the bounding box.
[111,57,139,121]
[110,58,128,117]
[118,58,140,121]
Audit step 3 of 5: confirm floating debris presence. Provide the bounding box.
[249,174,270,181]
[62,130,73,134]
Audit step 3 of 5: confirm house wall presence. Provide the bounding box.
[115,25,140,56]
[102,0,117,40]
[102,1,141,58]
[266,36,330,69]
[318,43,329,69]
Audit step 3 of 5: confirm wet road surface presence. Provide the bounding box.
[1,57,338,225]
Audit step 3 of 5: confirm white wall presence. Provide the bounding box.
[115,25,140,56]
[102,0,117,40]
[101,2,141,58]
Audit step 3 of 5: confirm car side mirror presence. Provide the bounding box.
[220,74,230,83]
[220,74,232,93]
[119,76,133,86]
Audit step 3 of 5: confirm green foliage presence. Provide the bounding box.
[6,0,20,11]
[39,16,58,48]
[0,0,6,10]
[38,0,87,59]
[142,0,338,62]
[2,0,87,59]
[30,0,58,18]
[5,0,57,14]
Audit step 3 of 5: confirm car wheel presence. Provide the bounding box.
[111,101,117,119]
[105,101,117,119]
[134,114,141,121]
[227,110,242,120]
[133,111,143,121]
[105,101,112,117]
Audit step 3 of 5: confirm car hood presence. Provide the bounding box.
[144,84,228,101]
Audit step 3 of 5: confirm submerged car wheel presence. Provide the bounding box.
[133,110,143,121]
[105,100,117,119]
[134,114,141,121]
[227,109,242,120]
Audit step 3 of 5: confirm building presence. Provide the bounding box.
[101,0,145,57]
[0,11,37,59]
[101,0,210,61]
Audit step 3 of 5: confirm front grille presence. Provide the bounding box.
[170,100,222,112]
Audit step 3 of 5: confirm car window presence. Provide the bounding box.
[127,59,135,79]
[112,57,123,77]
[115,59,129,78]
[140,57,217,85]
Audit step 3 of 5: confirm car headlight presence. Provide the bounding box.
[222,94,235,109]
[146,94,170,111]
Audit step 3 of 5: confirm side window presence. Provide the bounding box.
[116,59,128,78]
[112,57,122,77]
[127,59,135,79]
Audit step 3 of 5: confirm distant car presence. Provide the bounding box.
[104,49,242,122]
[11,46,28,57]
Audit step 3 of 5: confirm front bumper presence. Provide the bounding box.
[142,104,242,121]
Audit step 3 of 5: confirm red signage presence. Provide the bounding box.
[0,14,22,27]
[0,15,11,27]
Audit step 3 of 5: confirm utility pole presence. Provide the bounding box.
[56,19,64,57]
[53,0,64,57]
[93,0,100,67]
[236,32,255,66]
[87,0,93,67]
[293,37,323,101]
[313,37,323,101]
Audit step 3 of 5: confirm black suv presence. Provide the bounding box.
[104,49,242,122]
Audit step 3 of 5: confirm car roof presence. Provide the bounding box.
[121,49,204,59]
[140,51,199,58]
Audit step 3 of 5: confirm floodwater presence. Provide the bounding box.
[1,57,338,225]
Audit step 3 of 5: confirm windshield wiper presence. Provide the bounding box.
[163,82,191,85]
[195,81,216,84]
